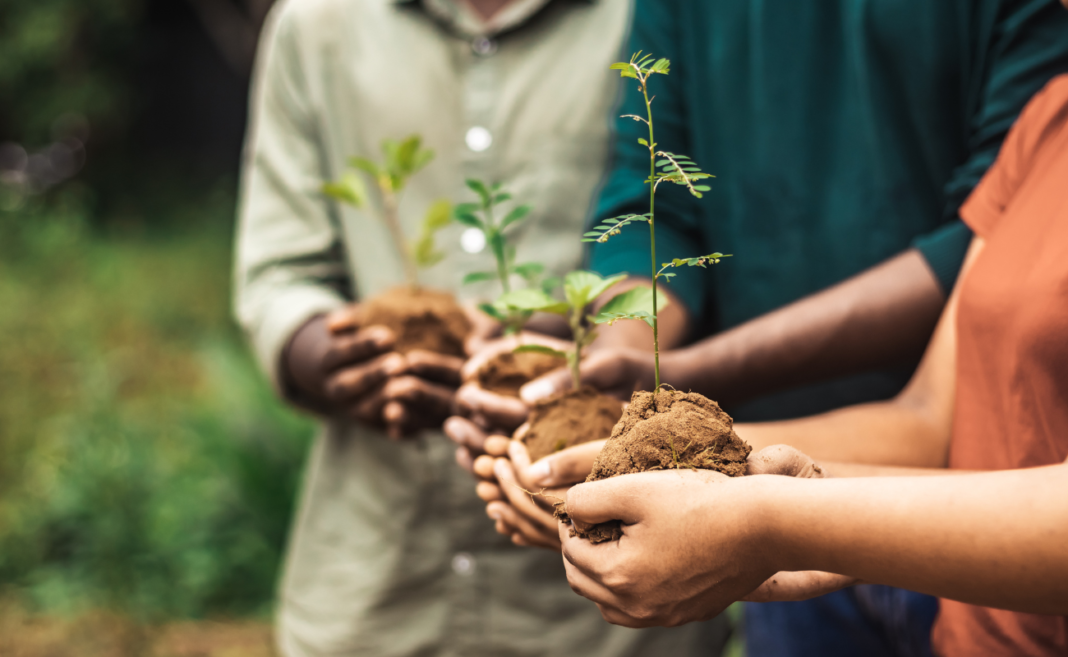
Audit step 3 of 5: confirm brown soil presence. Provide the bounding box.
[559,389,751,543]
[522,387,624,462]
[362,286,471,356]
[476,350,565,397]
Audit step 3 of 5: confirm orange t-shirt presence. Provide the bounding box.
[932,76,1068,655]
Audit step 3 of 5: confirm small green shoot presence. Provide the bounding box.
[584,52,731,389]
[456,178,544,331]
[322,135,452,288]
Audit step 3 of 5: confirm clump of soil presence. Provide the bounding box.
[477,350,565,397]
[362,286,471,356]
[559,389,751,543]
[522,387,624,462]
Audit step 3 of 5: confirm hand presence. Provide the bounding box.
[285,306,400,417]
[443,415,510,473]
[378,349,465,438]
[519,347,654,404]
[456,332,572,431]
[559,469,774,628]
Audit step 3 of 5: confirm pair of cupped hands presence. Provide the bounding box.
[301,303,856,627]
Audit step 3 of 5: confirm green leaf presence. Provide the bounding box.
[465,179,492,205]
[478,302,505,321]
[637,137,649,147]
[540,276,562,294]
[500,204,532,231]
[321,171,367,207]
[463,271,498,285]
[563,270,628,310]
[650,58,671,74]
[593,310,655,328]
[488,230,506,267]
[348,156,379,177]
[422,199,452,230]
[513,344,567,359]
[454,212,483,229]
[493,192,512,204]
[512,262,545,282]
[598,285,669,317]
[497,288,568,315]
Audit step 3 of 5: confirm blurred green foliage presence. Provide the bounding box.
[0,0,143,145]
[0,185,314,621]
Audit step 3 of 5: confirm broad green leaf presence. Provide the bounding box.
[586,273,629,305]
[478,302,504,321]
[422,199,452,230]
[598,285,669,318]
[497,288,568,315]
[499,204,532,231]
[512,262,545,281]
[493,192,512,204]
[637,137,649,147]
[465,179,492,205]
[348,156,379,177]
[513,344,567,359]
[540,276,562,294]
[321,171,366,207]
[463,271,498,285]
[454,211,483,228]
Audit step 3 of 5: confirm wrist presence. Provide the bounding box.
[742,474,808,574]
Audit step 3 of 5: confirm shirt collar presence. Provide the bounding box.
[395,0,593,38]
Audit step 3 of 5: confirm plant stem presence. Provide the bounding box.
[485,199,511,294]
[379,176,419,289]
[569,311,584,391]
[642,77,661,390]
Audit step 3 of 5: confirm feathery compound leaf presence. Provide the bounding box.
[594,310,655,328]
[581,213,652,243]
[650,58,671,74]
[654,151,715,197]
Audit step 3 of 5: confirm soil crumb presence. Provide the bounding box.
[559,389,751,543]
[523,387,624,462]
[362,287,471,356]
[477,350,565,397]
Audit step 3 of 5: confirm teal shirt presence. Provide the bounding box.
[590,0,1068,418]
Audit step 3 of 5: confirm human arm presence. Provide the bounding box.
[560,460,1068,627]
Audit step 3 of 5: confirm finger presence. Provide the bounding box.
[325,305,364,334]
[522,349,642,403]
[456,447,476,474]
[746,444,826,479]
[743,572,857,602]
[494,459,560,534]
[382,401,408,439]
[382,376,456,419]
[455,384,529,431]
[520,440,607,489]
[559,539,626,607]
[404,349,464,386]
[563,474,651,526]
[323,326,395,370]
[444,416,488,452]
[519,367,574,404]
[325,353,407,402]
[483,435,511,457]
[476,481,504,502]
[473,454,497,481]
[487,501,561,550]
[461,336,523,382]
[350,387,387,425]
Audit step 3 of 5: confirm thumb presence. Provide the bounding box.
[520,367,573,404]
[564,475,645,526]
[523,439,606,488]
[747,444,826,479]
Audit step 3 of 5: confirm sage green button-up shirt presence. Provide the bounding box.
[234,0,728,655]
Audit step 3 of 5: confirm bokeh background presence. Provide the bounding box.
[0,0,305,653]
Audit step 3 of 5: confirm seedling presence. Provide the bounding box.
[323,135,452,288]
[455,179,546,331]
[494,271,671,392]
[583,52,729,389]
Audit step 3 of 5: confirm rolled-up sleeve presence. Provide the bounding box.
[233,5,350,394]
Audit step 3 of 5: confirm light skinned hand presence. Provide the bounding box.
[519,347,654,404]
[557,444,855,627]
[443,416,510,474]
[456,332,573,431]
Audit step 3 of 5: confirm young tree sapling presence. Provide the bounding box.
[321,135,472,356]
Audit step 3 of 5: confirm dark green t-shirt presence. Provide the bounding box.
[589,0,1068,419]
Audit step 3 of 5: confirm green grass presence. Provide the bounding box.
[0,186,315,622]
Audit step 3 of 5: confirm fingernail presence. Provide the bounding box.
[521,379,554,403]
[529,459,552,485]
[488,510,501,521]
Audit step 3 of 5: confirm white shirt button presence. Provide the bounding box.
[472,37,498,56]
[460,227,487,254]
[465,126,493,152]
[452,552,476,576]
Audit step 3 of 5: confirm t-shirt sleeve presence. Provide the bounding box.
[587,0,709,318]
[912,0,1068,289]
[960,77,1066,238]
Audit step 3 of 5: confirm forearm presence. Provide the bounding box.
[753,465,1068,614]
[661,249,944,405]
[735,398,949,468]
